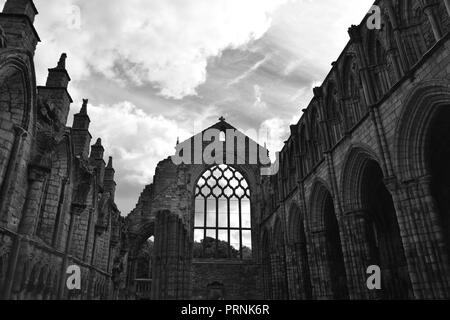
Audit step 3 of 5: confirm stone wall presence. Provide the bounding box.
[260,0,450,300]
[0,0,126,300]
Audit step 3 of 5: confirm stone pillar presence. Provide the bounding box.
[0,126,28,224]
[151,211,168,300]
[387,176,450,299]
[386,2,410,72]
[18,164,50,235]
[348,25,376,106]
[340,211,380,300]
[313,87,332,151]
[422,2,443,41]
[270,251,284,300]
[308,230,333,299]
[1,234,22,299]
[386,47,403,82]
[285,244,299,300]
[166,214,178,299]
[287,242,312,300]
[58,203,85,299]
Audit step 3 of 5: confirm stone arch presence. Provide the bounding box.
[36,134,72,244]
[287,202,312,299]
[128,220,155,296]
[395,82,450,180]
[0,53,35,129]
[366,30,392,100]
[341,145,413,298]
[287,202,304,244]
[0,54,35,198]
[191,163,258,200]
[192,164,253,260]
[308,179,334,231]
[131,221,155,256]
[395,81,450,267]
[397,0,435,55]
[340,144,381,213]
[308,180,348,299]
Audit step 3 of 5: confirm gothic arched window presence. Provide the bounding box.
[194,165,252,260]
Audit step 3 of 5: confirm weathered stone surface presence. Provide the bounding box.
[1,0,450,301]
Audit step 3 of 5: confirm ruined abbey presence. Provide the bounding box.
[1,0,450,300]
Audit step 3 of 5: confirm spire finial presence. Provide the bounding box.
[57,53,67,69]
[107,156,113,168]
[80,99,88,114]
[219,116,225,122]
[95,138,102,146]
[176,137,180,145]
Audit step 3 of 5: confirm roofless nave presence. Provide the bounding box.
[1,0,450,300]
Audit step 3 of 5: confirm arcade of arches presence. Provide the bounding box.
[1,0,450,300]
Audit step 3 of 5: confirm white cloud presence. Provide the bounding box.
[24,0,291,99]
[253,84,268,109]
[260,117,291,159]
[85,101,190,184]
[0,0,375,214]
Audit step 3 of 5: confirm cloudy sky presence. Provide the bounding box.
[2,0,374,214]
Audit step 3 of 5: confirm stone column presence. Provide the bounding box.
[270,251,285,300]
[339,211,380,300]
[2,234,22,299]
[422,2,442,41]
[284,244,299,300]
[0,125,28,224]
[166,214,178,299]
[313,87,332,151]
[18,165,50,236]
[290,242,313,300]
[386,176,450,299]
[58,203,86,299]
[386,47,403,82]
[348,25,376,106]
[386,2,410,72]
[308,230,333,299]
